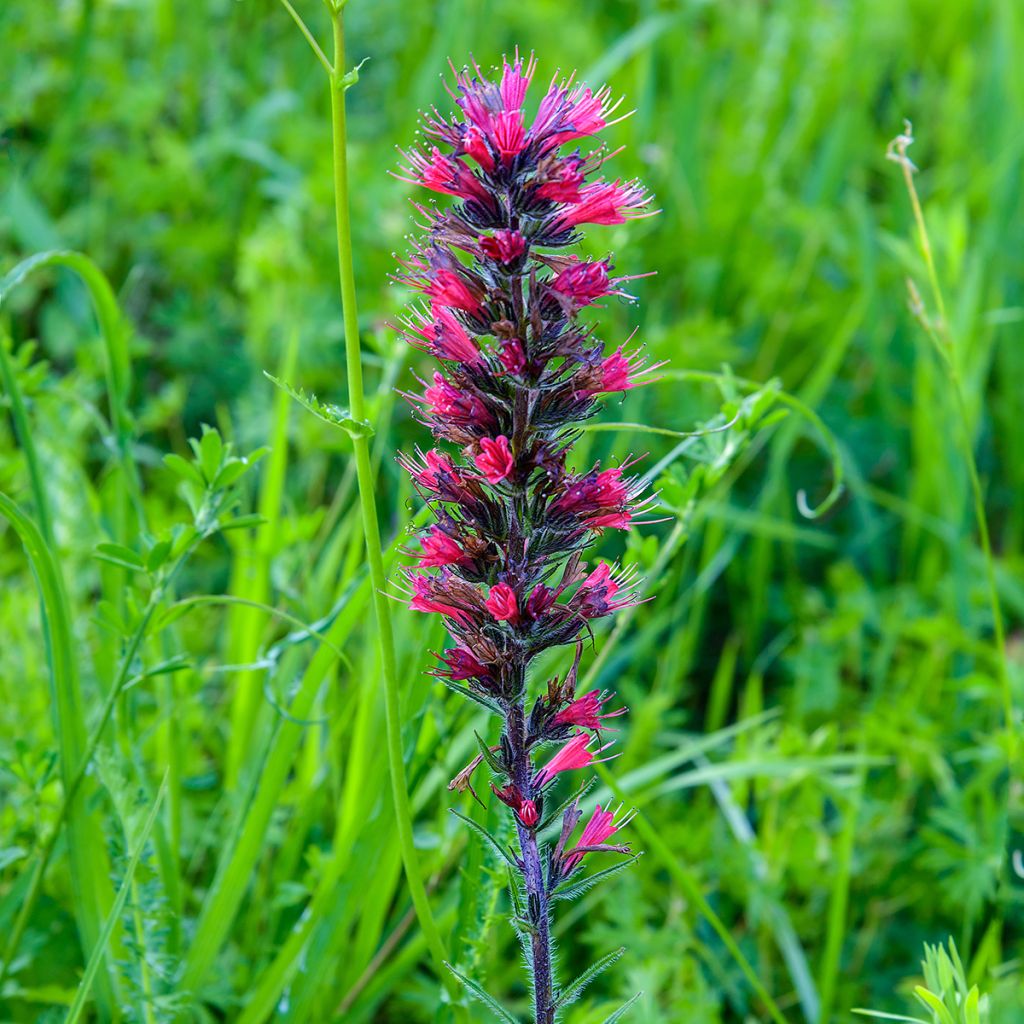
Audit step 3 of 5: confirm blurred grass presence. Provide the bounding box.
[1,0,1023,1021]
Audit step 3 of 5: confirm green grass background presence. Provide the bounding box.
[1,0,1022,1020]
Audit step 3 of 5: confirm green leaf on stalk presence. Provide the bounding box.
[449,808,519,870]
[440,678,502,715]
[443,962,519,1024]
[162,452,204,488]
[551,853,643,902]
[474,730,506,776]
[554,947,626,1008]
[601,990,643,1023]
[264,372,374,439]
[93,542,145,572]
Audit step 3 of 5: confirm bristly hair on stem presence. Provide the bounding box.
[393,51,656,1022]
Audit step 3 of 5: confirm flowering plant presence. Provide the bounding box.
[395,53,657,1022]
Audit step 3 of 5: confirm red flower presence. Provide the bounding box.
[426,268,486,314]
[485,582,519,623]
[422,372,494,429]
[460,125,496,173]
[498,337,527,375]
[534,732,616,787]
[550,179,651,232]
[576,562,634,618]
[419,526,466,568]
[533,156,586,203]
[408,571,474,625]
[598,348,633,391]
[564,804,633,870]
[435,645,491,682]
[492,783,538,826]
[550,260,613,306]
[554,689,627,730]
[397,147,492,205]
[405,305,482,365]
[492,110,527,163]
[475,435,514,484]
[480,229,526,264]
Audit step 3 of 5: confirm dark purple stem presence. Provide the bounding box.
[506,698,555,1024]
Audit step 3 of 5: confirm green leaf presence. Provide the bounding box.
[197,424,224,483]
[450,808,519,870]
[554,947,626,1008]
[92,545,145,573]
[551,853,642,902]
[443,962,519,1024]
[264,372,375,440]
[601,991,642,1024]
[220,513,268,532]
[63,774,168,1024]
[474,730,506,776]
[441,678,502,715]
[163,452,204,488]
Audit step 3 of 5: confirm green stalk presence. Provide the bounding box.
[0,493,117,1012]
[889,128,1016,767]
[324,6,461,1009]
[0,540,193,992]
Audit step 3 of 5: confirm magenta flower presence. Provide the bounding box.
[393,53,656,1021]
[474,435,514,483]
[563,804,635,871]
[534,732,616,787]
[418,526,466,568]
[492,783,538,826]
[554,689,627,730]
[480,228,526,264]
[485,582,520,623]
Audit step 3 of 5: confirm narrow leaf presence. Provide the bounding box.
[601,991,643,1023]
[444,962,519,1024]
[441,678,502,715]
[551,853,642,902]
[64,774,168,1024]
[450,808,519,869]
[554,947,626,1008]
[475,730,506,775]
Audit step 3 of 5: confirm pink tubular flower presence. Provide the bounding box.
[594,347,635,392]
[418,526,466,568]
[498,337,527,375]
[435,645,491,682]
[397,147,493,205]
[408,571,475,626]
[575,562,634,618]
[480,229,526,264]
[552,465,634,529]
[405,305,482,365]
[534,732,615,787]
[499,53,535,111]
[550,260,613,306]
[564,804,633,870]
[460,125,495,172]
[492,109,527,163]
[554,689,627,730]
[475,435,514,484]
[492,783,538,826]
[426,268,486,314]
[533,155,586,203]
[551,179,651,232]
[422,372,494,429]
[485,582,520,622]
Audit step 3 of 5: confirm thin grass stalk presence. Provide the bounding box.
[324,7,463,1011]
[888,124,1016,767]
[0,527,198,994]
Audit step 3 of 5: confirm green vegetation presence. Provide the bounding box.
[1,0,1021,1021]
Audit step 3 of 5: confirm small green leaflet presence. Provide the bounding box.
[450,808,519,870]
[264,372,374,439]
[601,990,643,1023]
[554,946,626,1008]
[444,962,519,1024]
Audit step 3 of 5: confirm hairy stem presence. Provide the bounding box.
[506,700,554,1024]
